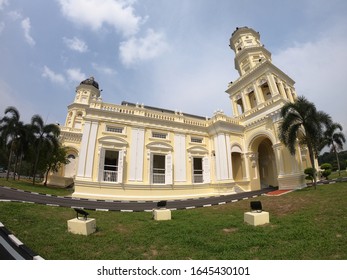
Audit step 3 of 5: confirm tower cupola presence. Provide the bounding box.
[230,27,272,76]
[74,76,101,105]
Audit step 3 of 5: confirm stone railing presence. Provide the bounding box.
[99,102,209,127]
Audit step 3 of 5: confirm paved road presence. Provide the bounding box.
[0,185,276,212]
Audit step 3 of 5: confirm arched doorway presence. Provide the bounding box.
[249,135,278,189]
[231,145,244,181]
[65,153,78,178]
[258,138,278,188]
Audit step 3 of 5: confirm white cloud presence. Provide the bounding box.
[0,0,8,10]
[66,68,86,82]
[58,0,142,37]
[119,29,169,66]
[42,66,66,84]
[7,10,22,21]
[63,37,88,53]
[273,25,347,133]
[21,17,35,46]
[92,63,117,75]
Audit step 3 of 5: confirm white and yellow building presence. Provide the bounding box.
[52,27,309,200]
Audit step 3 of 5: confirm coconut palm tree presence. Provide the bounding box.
[0,106,23,180]
[30,114,60,185]
[279,96,332,189]
[319,122,346,176]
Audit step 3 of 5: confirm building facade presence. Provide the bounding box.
[51,27,309,200]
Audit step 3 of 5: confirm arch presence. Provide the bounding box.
[230,144,243,153]
[146,141,173,152]
[247,130,277,151]
[64,148,79,178]
[187,145,209,154]
[230,144,243,181]
[248,134,278,188]
[98,136,128,147]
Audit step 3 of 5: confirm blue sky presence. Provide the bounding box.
[1,0,347,138]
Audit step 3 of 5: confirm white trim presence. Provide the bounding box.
[77,121,91,177]
[118,150,124,183]
[85,122,98,178]
[165,153,173,185]
[98,148,106,182]
[203,156,211,183]
[214,135,221,180]
[226,135,233,180]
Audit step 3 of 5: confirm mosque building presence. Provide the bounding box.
[50,27,309,200]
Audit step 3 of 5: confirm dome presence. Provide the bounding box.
[80,76,99,89]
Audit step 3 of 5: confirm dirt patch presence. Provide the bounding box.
[142,246,161,259]
[114,224,130,234]
[262,196,312,217]
[222,227,238,233]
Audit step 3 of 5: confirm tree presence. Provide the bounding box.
[30,115,60,185]
[0,106,23,180]
[279,96,332,189]
[43,144,69,186]
[319,122,346,176]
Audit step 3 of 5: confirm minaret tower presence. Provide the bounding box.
[65,77,101,129]
[226,27,297,119]
[230,27,271,76]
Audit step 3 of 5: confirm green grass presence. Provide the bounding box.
[328,170,347,180]
[0,178,73,196]
[0,182,347,260]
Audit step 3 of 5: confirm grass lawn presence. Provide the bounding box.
[0,178,73,196]
[329,170,347,180]
[0,181,346,260]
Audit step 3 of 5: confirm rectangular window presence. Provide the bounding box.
[152,154,166,184]
[191,137,203,143]
[103,150,119,182]
[193,157,203,183]
[152,132,167,139]
[106,126,124,133]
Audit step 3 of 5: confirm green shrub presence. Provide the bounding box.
[320,163,332,180]
[304,167,315,183]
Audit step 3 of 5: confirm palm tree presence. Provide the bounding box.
[30,115,60,185]
[319,122,346,176]
[279,96,332,189]
[12,123,32,180]
[0,106,23,180]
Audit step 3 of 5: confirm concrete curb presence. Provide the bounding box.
[0,221,44,260]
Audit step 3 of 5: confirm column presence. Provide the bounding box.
[76,121,99,179]
[225,135,233,180]
[278,81,287,99]
[241,154,250,180]
[241,91,250,112]
[231,97,239,117]
[285,86,295,103]
[249,152,258,179]
[253,82,264,104]
[272,144,284,176]
[214,134,230,180]
[129,127,145,181]
[174,134,186,182]
[266,74,279,96]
